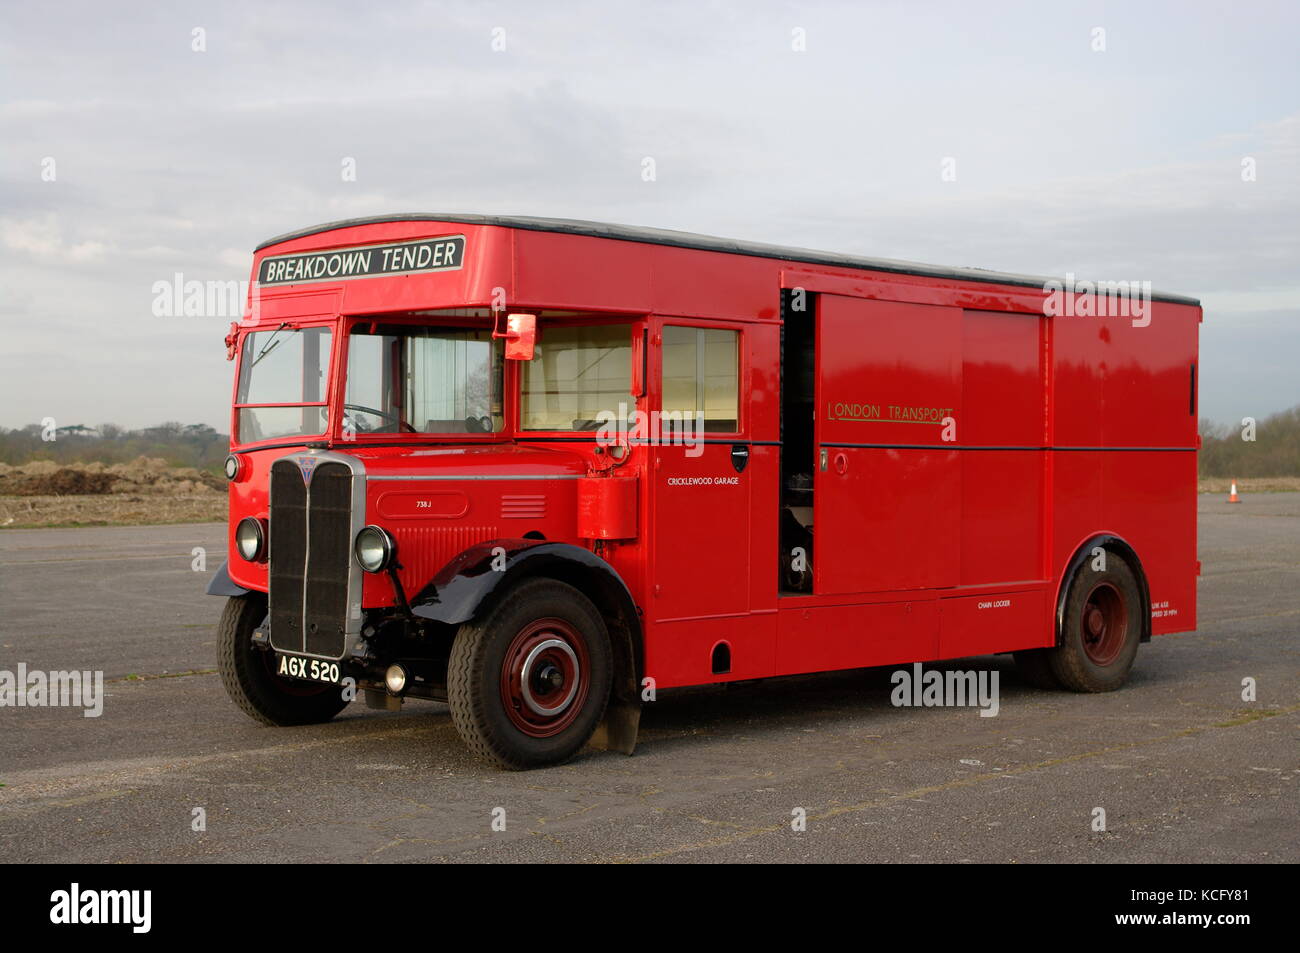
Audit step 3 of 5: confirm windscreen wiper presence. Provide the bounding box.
[249,322,291,369]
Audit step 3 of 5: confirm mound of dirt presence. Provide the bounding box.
[0,456,225,497]
[5,468,117,496]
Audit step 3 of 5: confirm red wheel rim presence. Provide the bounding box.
[1081,582,1128,665]
[500,617,590,738]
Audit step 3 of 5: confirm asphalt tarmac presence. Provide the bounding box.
[1,495,1296,863]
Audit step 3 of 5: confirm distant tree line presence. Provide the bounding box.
[0,406,1295,478]
[0,422,229,472]
[1199,405,1300,477]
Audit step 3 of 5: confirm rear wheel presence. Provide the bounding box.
[1048,552,1143,692]
[217,593,350,725]
[448,578,612,770]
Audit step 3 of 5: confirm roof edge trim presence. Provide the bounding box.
[253,213,1201,307]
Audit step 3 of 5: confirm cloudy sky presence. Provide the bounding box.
[2,0,1297,432]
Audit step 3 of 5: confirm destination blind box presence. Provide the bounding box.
[258,235,466,286]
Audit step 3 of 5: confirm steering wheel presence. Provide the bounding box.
[343,403,418,434]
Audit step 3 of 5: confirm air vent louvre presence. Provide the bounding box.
[501,494,546,520]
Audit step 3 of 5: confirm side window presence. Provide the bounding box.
[521,324,632,431]
[662,326,739,432]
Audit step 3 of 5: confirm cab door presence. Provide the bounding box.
[813,296,962,594]
[649,320,771,685]
[651,321,749,619]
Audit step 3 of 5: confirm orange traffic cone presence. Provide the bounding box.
[1227,479,1241,504]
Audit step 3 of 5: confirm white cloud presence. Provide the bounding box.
[0,0,1297,429]
[0,216,107,261]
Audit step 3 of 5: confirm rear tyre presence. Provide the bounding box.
[1048,552,1143,692]
[217,593,350,726]
[448,578,612,770]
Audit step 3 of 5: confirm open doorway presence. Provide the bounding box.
[779,288,816,594]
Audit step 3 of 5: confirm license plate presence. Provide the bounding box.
[274,653,342,685]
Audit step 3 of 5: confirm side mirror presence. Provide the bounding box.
[502,313,536,361]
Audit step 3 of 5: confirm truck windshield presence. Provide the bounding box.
[345,325,504,434]
[235,325,332,442]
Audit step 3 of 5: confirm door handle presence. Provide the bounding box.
[818,449,848,474]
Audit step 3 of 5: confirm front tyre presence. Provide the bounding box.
[1049,552,1143,692]
[217,593,350,726]
[448,578,612,770]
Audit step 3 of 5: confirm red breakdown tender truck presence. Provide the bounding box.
[210,214,1201,769]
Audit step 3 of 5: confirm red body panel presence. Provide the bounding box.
[576,476,638,540]
[224,217,1200,690]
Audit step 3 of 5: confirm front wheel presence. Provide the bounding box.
[448,578,612,770]
[217,593,350,726]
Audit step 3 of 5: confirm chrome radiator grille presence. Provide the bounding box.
[268,455,357,660]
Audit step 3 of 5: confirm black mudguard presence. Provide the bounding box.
[1055,534,1152,644]
[411,539,634,627]
[206,559,250,597]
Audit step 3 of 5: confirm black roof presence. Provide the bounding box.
[256,213,1201,307]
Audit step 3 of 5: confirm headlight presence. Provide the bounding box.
[355,525,396,573]
[235,517,266,562]
[384,664,408,694]
[224,453,243,482]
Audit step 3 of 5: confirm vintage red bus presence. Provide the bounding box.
[209,214,1200,769]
